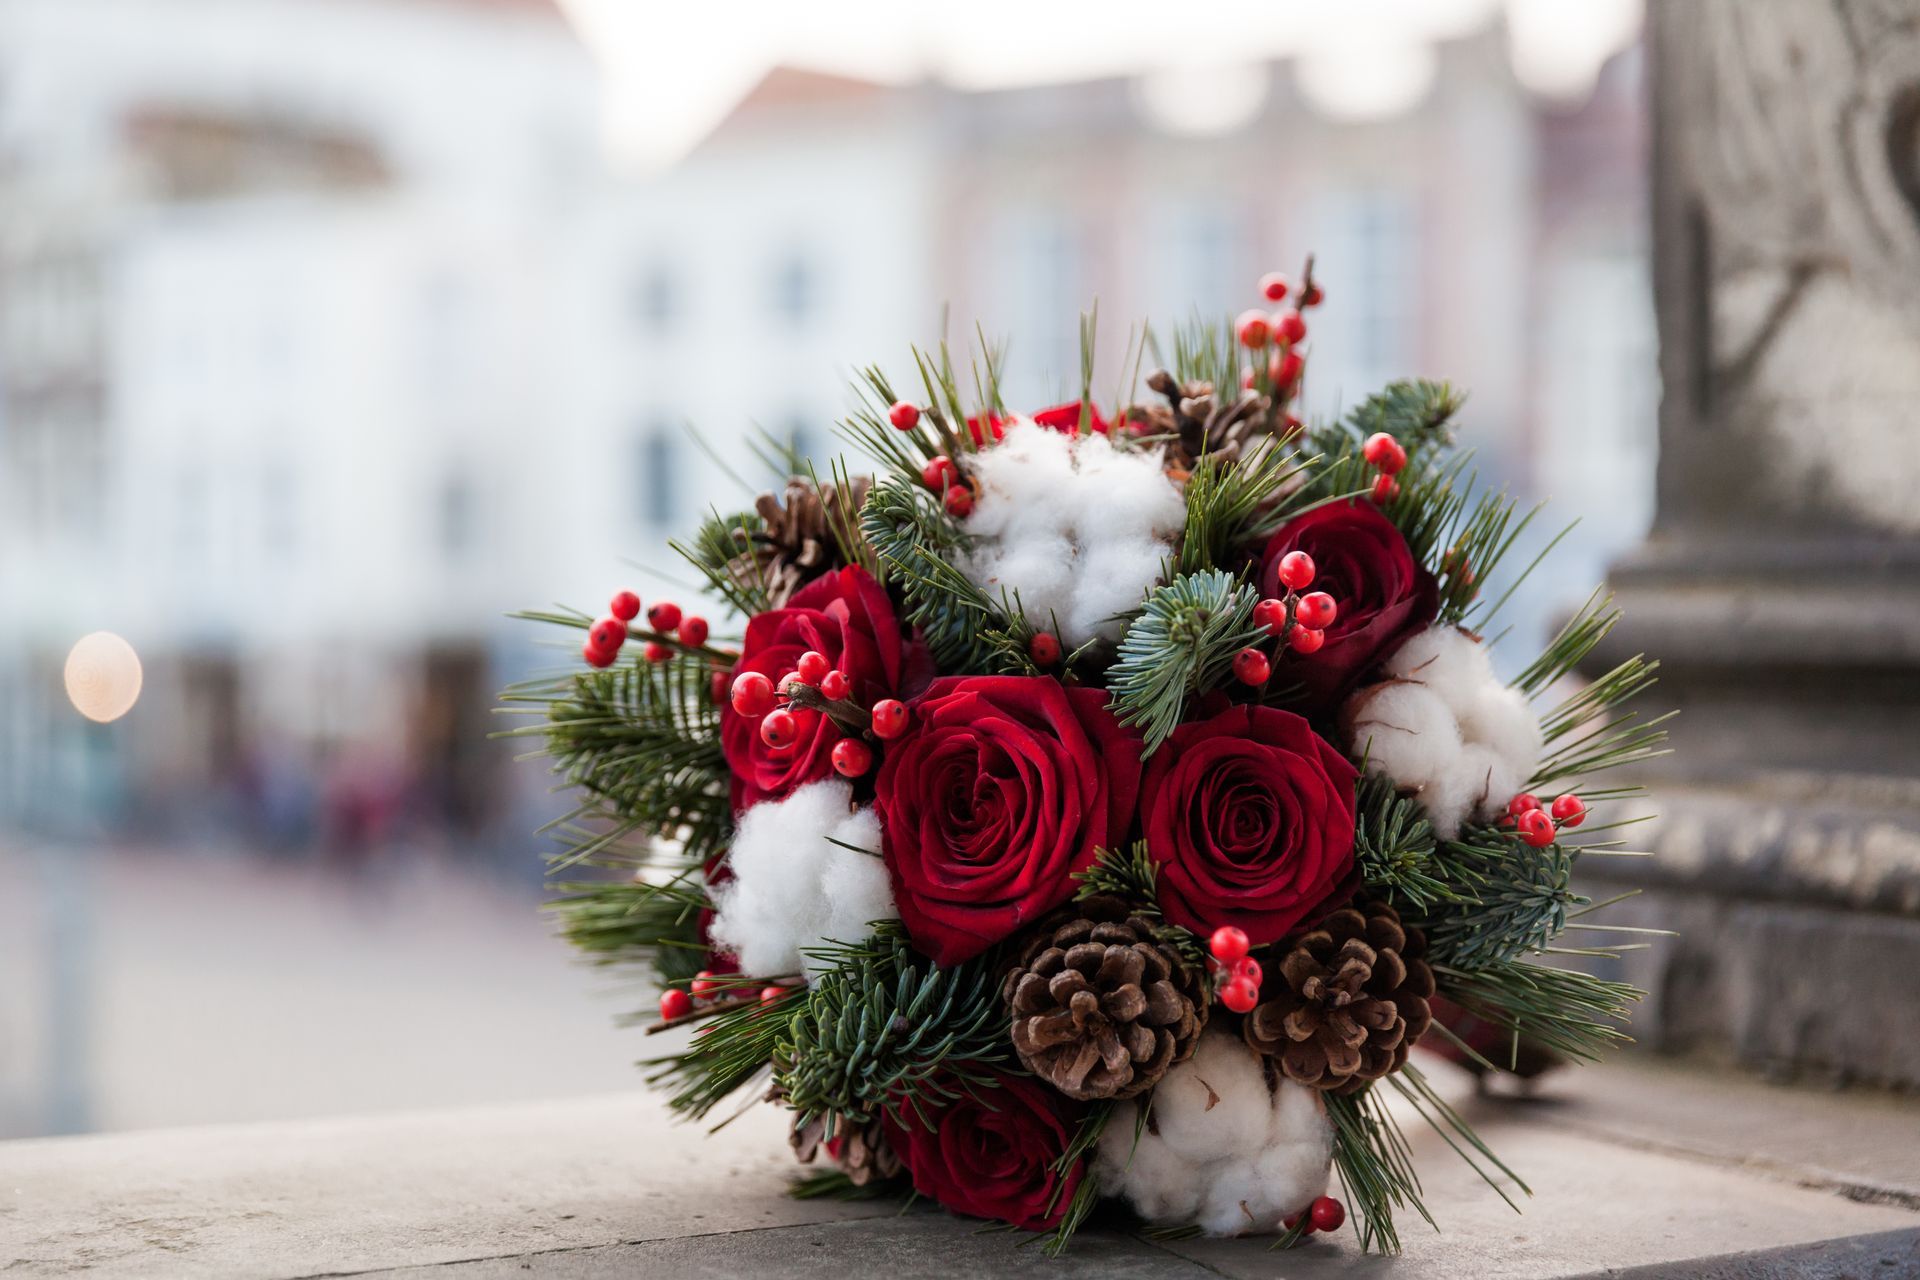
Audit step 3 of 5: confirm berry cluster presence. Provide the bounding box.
[1362,431,1407,505]
[730,658,912,780]
[889,402,980,518]
[1235,262,1324,405]
[583,589,710,670]
[1207,926,1262,1014]
[657,972,794,1024]
[1233,550,1338,686]
[1502,791,1586,848]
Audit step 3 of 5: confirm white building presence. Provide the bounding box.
[0,0,598,841]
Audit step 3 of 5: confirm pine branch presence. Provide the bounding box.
[1412,827,1580,969]
[776,926,1010,1127]
[1039,1102,1111,1257]
[545,856,712,985]
[1326,1086,1433,1254]
[499,653,732,873]
[1351,773,1453,912]
[1175,445,1313,575]
[1072,843,1207,968]
[1435,960,1640,1065]
[858,476,1018,673]
[644,986,803,1122]
[669,507,771,618]
[1107,570,1265,754]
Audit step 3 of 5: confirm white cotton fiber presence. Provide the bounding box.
[1342,625,1544,838]
[963,419,1185,647]
[1095,1029,1332,1236]
[707,780,896,980]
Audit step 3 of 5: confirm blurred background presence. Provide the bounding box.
[0,0,1651,1138]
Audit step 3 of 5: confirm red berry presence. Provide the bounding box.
[759,708,798,749]
[584,640,617,668]
[921,454,959,492]
[731,671,775,716]
[1028,632,1062,666]
[1370,473,1399,504]
[710,670,730,705]
[647,601,682,632]
[1269,349,1304,388]
[1551,793,1587,827]
[1289,626,1326,654]
[690,970,722,1000]
[1260,272,1290,302]
[1362,432,1408,475]
[1231,956,1263,986]
[1219,977,1259,1014]
[1232,646,1271,686]
[1209,926,1250,963]
[1235,309,1272,348]
[1253,598,1290,635]
[759,985,788,1007]
[943,484,974,518]
[795,650,831,685]
[1295,591,1337,629]
[609,590,641,621]
[870,698,910,739]
[645,642,673,663]
[659,988,693,1020]
[1508,792,1542,815]
[830,737,874,778]
[888,400,920,431]
[1276,551,1316,591]
[818,669,851,701]
[1300,282,1324,307]
[1274,308,1307,345]
[779,672,808,697]
[678,616,709,647]
[588,617,626,652]
[1284,1211,1315,1235]
[1309,1195,1345,1233]
[1241,368,1256,390]
[1517,807,1556,847]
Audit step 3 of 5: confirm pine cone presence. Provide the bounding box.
[789,1112,903,1186]
[1243,900,1435,1094]
[1002,896,1209,1101]
[728,475,871,608]
[1140,368,1281,473]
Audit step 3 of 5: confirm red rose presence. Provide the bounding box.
[1142,704,1357,946]
[875,676,1141,964]
[1259,499,1438,711]
[721,567,929,810]
[1030,401,1111,435]
[880,1072,1086,1230]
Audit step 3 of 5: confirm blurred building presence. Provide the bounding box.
[0,0,597,849]
[0,3,1651,853]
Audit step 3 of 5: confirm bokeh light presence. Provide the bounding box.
[64,632,144,724]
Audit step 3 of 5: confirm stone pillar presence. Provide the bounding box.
[1586,0,1920,1087]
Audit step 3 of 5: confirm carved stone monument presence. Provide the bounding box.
[1587,0,1920,1087]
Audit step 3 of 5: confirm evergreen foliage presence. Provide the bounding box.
[858,477,1015,674]
[1107,570,1266,753]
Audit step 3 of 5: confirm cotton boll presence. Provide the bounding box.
[960,419,1182,647]
[1095,1103,1204,1223]
[1070,537,1171,644]
[1151,1030,1274,1163]
[1345,624,1546,838]
[707,780,898,979]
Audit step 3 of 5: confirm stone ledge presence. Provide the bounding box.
[4,1058,1917,1278]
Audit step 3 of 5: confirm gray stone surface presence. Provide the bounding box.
[1583,0,1920,1090]
[4,1060,1918,1278]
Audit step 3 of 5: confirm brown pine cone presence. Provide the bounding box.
[1243,900,1435,1094]
[789,1112,903,1187]
[727,475,871,608]
[1002,896,1209,1101]
[1140,368,1283,473]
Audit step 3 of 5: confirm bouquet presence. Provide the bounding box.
[507,262,1664,1254]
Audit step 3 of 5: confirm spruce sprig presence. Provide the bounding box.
[1108,570,1265,754]
[1350,773,1453,911]
[1435,960,1639,1065]
[858,476,1011,673]
[1414,828,1579,968]
[670,506,772,617]
[777,927,1009,1127]
[499,651,731,872]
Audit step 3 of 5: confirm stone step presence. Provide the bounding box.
[3,1057,1916,1278]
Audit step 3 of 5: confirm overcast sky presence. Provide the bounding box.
[556,0,1641,171]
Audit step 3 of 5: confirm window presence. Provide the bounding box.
[990,209,1081,406]
[772,252,816,326]
[640,424,681,526]
[1298,187,1419,418]
[438,471,476,561]
[636,261,676,334]
[1150,200,1245,322]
